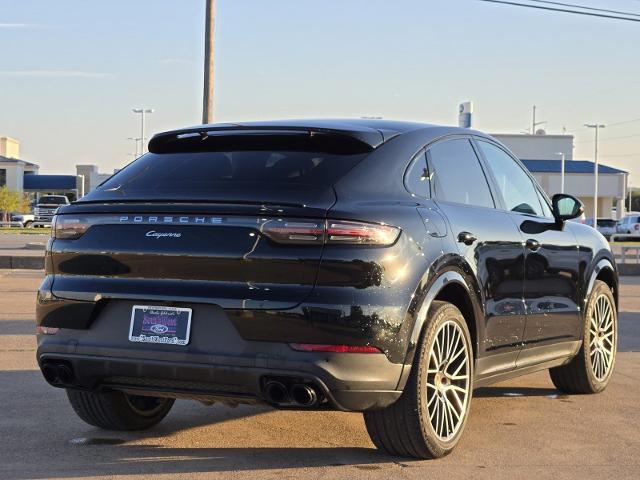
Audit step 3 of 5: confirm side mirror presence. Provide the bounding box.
[552,193,584,223]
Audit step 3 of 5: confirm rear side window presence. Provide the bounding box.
[89,150,367,200]
[427,139,494,208]
[405,150,430,197]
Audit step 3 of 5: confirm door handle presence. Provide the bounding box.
[457,231,477,246]
[525,238,540,251]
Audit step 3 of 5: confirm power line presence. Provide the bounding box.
[528,0,640,18]
[608,117,640,127]
[477,0,640,22]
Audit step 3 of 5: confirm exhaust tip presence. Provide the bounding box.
[57,364,75,385]
[264,381,289,404]
[41,363,60,384]
[291,384,318,407]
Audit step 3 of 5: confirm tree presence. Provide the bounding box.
[0,186,24,223]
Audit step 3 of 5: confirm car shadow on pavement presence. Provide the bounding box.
[6,446,395,479]
[1,370,398,479]
[474,386,561,398]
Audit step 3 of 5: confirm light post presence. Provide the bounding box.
[555,152,566,193]
[132,108,154,154]
[127,137,142,158]
[585,124,606,230]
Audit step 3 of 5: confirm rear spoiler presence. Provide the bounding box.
[148,125,384,154]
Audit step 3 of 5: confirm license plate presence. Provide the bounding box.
[128,305,192,346]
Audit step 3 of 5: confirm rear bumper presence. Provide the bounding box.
[36,299,404,411]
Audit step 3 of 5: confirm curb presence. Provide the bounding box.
[0,256,45,270]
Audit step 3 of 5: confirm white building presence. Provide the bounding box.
[0,136,39,191]
[493,132,628,220]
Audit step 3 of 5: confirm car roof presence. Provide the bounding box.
[149,119,478,151]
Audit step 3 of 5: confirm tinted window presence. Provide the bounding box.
[427,139,494,208]
[0,169,5,187]
[90,150,366,200]
[405,150,430,197]
[477,141,543,216]
[598,219,616,227]
[39,196,67,205]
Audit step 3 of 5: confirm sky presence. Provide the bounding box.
[1,0,640,182]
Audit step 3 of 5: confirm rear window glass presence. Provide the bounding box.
[39,196,67,205]
[598,219,616,227]
[87,150,367,200]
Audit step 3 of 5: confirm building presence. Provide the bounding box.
[1,136,115,201]
[1,136,39,191]
[493,133,629,220]
[76,165,115,197]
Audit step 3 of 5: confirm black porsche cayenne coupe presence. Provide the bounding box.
[36,119,618,458]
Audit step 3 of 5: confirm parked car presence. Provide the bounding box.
[33,195,70,226]
[9,212,35,228]
[616,214,640,234]
[586,218,617,239]
[36,120,618,459]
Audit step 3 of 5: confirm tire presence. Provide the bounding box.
[66,389,174,431]
[549,280,617,394]
[24,221,33,229]
[364,301,474,459]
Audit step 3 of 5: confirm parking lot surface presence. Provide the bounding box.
[0,270,638,479]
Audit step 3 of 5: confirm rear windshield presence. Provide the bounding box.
[86,150,366,201]
[597,219,616,227]
[39,196,67,205]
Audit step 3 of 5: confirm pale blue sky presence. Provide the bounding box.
[2,0,640,181]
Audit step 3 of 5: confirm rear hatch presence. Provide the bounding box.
[49,130,373,309]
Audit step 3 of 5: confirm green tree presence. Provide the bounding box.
[0,186,23,222]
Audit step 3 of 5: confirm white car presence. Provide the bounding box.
[617,214,640,234]
[586,218,616,239]
[9,213,35,228]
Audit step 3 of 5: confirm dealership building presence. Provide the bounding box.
[1,137,112,202]
[493,132,629,220]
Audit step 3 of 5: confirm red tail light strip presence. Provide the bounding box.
[289,343,382,353]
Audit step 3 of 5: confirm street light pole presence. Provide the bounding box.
[132,108,154,154]
[585,124,606,230]
[127,137,142,158]
[555,152,566,193]
[202,0,215,124]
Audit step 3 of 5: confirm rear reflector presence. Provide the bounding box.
[289,343,382,353]
[263,219,400,246]
[36,326,59,335]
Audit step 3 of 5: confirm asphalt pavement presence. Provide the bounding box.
[0,270,638,479]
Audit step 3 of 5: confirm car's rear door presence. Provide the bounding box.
[426,137,526,377]
[474,139,582,365]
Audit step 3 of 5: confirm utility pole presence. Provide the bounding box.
[132,109,154,154]
[202,0,215,124]
[531,105,546,134]
[585,124,606,229]
[555,152,566,193]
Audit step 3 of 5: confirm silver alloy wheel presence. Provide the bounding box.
[589,294,615,381]
[426,320,471,441]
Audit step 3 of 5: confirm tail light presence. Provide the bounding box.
[263,219,400,246]
[36,326,59,335]
[289,343,382,353]
[52,216,92,240]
